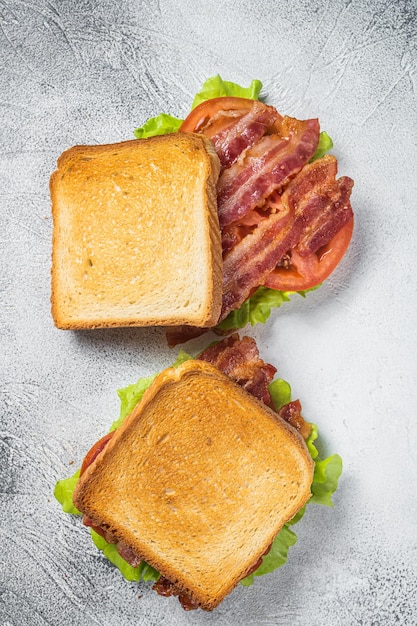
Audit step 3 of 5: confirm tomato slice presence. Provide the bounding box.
[80,431,114,476]
[263,218,354,291]
[179,96,256,133]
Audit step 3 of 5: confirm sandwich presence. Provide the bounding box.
[50,75,354,341]
[55,334,342,611]
[50,132,222,329]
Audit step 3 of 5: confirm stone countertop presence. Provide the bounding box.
[1,1,416,624]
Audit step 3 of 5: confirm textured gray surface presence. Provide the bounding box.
[1,1,417,624]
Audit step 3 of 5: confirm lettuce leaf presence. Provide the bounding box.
[133,113,182,139]
[54,469,80,515]
[112,375,157,431]
[217,285,320,332]
[268,378,292,411]
[217,287,292,331]
[55,357,342,588]
[311,131,333,162]
[305,423,343,505]
[191,74,263,109]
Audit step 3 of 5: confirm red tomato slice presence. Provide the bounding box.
[179,96,256,133]
[80,431,115,476]
[263,218,354,292]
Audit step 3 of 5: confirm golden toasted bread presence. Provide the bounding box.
[51,133,222,329]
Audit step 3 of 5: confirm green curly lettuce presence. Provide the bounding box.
[55,363,342,588]
[216,286,320,332]
[190,74,263,108]
[310,130,333,162]
[54,469,80,515]
[133,76,332,331]
[133,113,182,139]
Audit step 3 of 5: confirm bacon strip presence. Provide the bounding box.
[220,209,301,321]
[166,325,205,348]
[278,400,311,440]
[219,156,354,321]
[116,542,142,568]
[152,577,200,611]
[217,117,320,228]
[279,155,354,256]
[198,334,276,407]
[222,199,282,254]
[209,101,280,168]
[297,176,354,255]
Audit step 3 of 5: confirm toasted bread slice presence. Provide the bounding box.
[73,360,314,610]
[51,134,222,329]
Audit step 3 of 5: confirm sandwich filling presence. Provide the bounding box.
[133,76,354,344]
[169,100,353,345]
[181,89,354,305]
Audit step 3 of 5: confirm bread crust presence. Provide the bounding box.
[73,361,314,610]
[51,133,222,329]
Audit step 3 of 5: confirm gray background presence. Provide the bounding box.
[1,1,417,624]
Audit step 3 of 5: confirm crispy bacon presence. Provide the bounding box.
[220,209,301,320]
[298,176,354,255]
[209,101,281,168]
[278,400,311,440]
[165,325,205,348]
[198,334,276,407]
[219,155,354,321]
[167,160,353,343]
[116,542,142,568]
[152,576,177,597]
[222,208,270,254]
[217,117,320,228]
[152,577,200,611]
[166,104,354,346]
[279,155,354,257]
